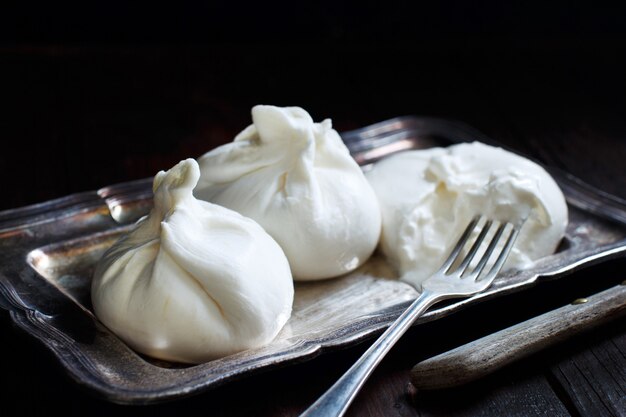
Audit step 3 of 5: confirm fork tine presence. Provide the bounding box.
[480,224,522,282]
[440,215,482,273]
[455,219,493,276]
[464,222,508,281]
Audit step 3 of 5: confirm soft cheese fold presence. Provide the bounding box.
[365,142,568,288]
[195,105,382,280]
[91,159,294,364]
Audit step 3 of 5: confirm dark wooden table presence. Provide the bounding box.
[1,41,625,416]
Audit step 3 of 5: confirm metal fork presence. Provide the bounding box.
[300,215,524,417]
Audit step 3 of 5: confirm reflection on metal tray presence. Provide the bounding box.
[0,117,625,404]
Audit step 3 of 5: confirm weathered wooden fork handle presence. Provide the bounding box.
[410,283,626,390]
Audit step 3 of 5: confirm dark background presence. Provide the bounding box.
[1,3,626,416]
[2,2,626,210]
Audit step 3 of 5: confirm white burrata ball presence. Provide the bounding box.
[92,159,294,363]
[366,142,568,288]
[195,105,381,280]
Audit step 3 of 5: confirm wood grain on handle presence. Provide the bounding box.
[411,283,626,390]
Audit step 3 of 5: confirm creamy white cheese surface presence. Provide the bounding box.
[365,142,568,288]
[195,105,382,280]
[91,159,294,363]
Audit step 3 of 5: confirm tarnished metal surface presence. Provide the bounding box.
[0,117,625,404]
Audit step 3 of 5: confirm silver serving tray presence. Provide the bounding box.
[1,117,625,404]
